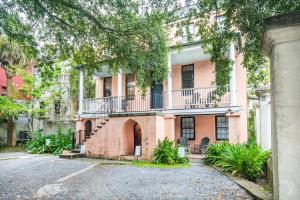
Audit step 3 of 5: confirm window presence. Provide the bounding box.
[182,64,194,89]
[1,86,7,96]
[182,24,195,43]
[40,102,45,109]
[54,101,60,114]
[126,74,135,100]
[19,131,29,140]
[216,116,229,140]
[103,77,112,97]
[181,117,195,140]
[215,16,225,31]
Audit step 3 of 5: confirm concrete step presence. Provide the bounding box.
[97,125,102,128]
[59,150,82,159]
[70,148,80,153]
[105,117,109,121]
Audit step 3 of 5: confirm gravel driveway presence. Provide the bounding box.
[0,152,253,200]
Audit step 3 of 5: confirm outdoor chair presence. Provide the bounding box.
[179,137,188,147]
[199,137,210,155]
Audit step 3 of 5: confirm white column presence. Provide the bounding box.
[167,53,173,109]
[78,67,84,114]
[262,15,300,200]
[117,69,123,111]
[229,43,237,106]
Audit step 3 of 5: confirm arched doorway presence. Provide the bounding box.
[84,120,92,138]
[134,123,142,154]
[121,119,142,156]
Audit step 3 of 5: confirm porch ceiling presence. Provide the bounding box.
[170,43,210,65]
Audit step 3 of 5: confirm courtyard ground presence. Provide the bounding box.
[0,152,253,200]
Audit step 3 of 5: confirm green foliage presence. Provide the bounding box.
[153,138,188,165]
[70,67,95,99]
[0,96,27,120]
[182,1,300,94]
[206,142,270,181]
[26,131,72,155]
[247,109,256,145]
[0,1,179,92]
[131,161,190,169]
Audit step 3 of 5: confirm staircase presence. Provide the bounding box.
[82,115,109,143]
[60,101,110,159]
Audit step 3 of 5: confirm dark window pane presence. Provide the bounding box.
[126,74,135,100]
[103,77,112,97]
[181,117,195,140]
[182,64,194,89]
[216,116,228,140]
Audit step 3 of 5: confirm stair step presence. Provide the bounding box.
[105,118,109,121]
[101,121,106,124]
[97,125,102,128]
[70,149,80,153]
[59,150,82,159]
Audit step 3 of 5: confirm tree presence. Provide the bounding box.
[0,0,181,93]
[186,0,300,92]
[0,37,34,146]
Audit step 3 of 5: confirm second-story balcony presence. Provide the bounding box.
[81,86,230,115]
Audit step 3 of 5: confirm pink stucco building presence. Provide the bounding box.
[75,24,247,160]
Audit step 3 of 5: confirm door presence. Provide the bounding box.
[151,83,163,109]
[134,123,142,154]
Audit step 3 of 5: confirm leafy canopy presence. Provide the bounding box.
[0,0,181,92]
[189,0,300,91]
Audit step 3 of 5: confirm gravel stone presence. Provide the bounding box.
[0,153,253,200]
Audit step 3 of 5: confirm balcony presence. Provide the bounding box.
[81,86,230,114]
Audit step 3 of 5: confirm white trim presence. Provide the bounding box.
[167,53,173,109]
[163,106,240,115]
[229,43,237,106]
[117,69,123,112]
[78,69,84,114]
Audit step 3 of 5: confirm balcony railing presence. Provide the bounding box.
[81,86,230,114]
[171,86,230,109]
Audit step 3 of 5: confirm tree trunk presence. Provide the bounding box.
[6,71,14,146]
[7,117,14,146]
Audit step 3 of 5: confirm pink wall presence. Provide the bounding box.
[171,60,215,91]
[79,115,167,160]
[0,67,7,95]
[175,115,216,147]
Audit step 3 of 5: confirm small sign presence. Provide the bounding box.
[135,146,141,156]
[45,139,51,146]
[178,147,185,158]
[80,145,86,154]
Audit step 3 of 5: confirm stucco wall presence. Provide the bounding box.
[175,115,216,148]
[79,115,166,160]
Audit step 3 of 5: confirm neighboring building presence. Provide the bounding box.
[253,85,271,151]
[32,62,76,135]
[75,13,248,160]
[0,65,32,146]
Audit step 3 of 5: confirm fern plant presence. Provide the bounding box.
[153,138,188,165]
[26,131,72,155]
[206,142,270,181]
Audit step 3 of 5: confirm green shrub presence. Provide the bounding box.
[26,131,72,155]
[153,138,188,165]
[206,142,270,181]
